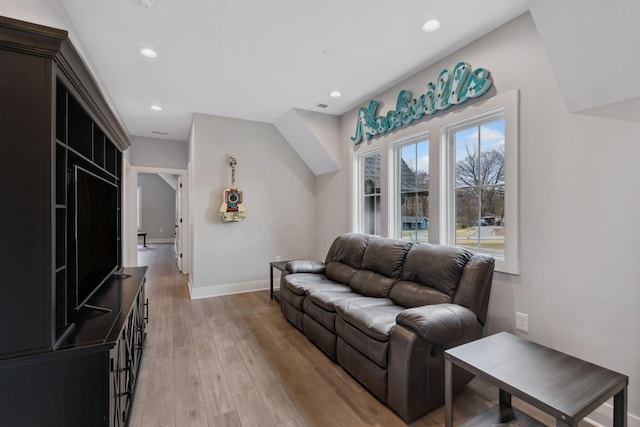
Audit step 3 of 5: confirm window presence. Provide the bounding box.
[359,150,381,235]
[442,90,519,274]
[351,90,518,274]
[396,138,429,242]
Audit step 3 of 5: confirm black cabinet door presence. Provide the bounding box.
[0,48,53,356]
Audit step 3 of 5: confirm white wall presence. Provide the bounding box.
[188,113,317,297]
[322,12,639,422]
[138,173,176,241]
[129,136,188,169]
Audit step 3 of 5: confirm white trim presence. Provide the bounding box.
[188,279,270,299]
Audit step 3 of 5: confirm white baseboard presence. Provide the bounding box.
[188,279,270,299]
[585,402,639,427]
[146,238,175,244]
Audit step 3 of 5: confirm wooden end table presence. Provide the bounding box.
[445,332,628,427]
[269,260,290,301]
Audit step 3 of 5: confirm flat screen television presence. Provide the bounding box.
[74,166,119,310]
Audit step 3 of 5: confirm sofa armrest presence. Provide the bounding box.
[396,303,478,345]
[286,260,326,274]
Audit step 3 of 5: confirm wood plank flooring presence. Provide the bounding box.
[128,244,594,427]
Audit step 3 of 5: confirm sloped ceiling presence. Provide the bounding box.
[528,0,640,121]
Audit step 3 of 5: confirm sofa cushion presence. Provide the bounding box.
[283,273,344,296]
[401,243,472,297]
[360,237,413,279]
[389,280,452,308]
[325,262,359,284]
[307,290,367,312]
[324,232,371,268]
[350,270,396,298]
[335,298,402,341]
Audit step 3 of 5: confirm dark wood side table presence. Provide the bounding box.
[269,261,290,301]
[445,332,628,427]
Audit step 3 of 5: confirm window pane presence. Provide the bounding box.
[455,187,479,248]
[400,145,417,193]
[416,141,429,190]
[454,118,506,258]
[399,139,429,243]
[480,120,505,187]
[363,154,380,195]
[362,152,381,235]
[455,127,479,189]
[479,185,505,252]
[364,195,378,235]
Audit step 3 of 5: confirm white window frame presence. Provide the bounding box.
[441,90,519,274]
[391,132,430,242]
[352,147,382,236]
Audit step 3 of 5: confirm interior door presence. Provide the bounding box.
[175,175,183,272]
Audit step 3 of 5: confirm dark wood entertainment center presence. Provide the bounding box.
[0,16,148,426]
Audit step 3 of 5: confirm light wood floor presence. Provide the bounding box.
[128,244,594,427]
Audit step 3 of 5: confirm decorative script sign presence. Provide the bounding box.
[351,62,492,144]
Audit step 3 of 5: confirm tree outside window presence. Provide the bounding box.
[454,118,505,255]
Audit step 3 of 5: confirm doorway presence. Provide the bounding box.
[123,163,189,273]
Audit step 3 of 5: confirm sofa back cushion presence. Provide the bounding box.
[324,233,372,284]
[325,262,359,285]
[388,281,452,308]
[392,243,472,303]
[349,238,413,297]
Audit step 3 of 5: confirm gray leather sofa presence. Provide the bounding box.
[279,233,494,422]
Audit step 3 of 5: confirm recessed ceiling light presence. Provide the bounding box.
[422,19,441,32]
[139,48,158,58]
[329,90,342,98]
[150,105,162,111]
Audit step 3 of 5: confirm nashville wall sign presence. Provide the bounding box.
[351,62,492,144]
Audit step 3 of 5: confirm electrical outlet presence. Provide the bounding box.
[275,255,281,262]
[515,312,529,332]
[160,228,163,233]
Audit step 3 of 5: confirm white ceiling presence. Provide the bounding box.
[59,0,529,141]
